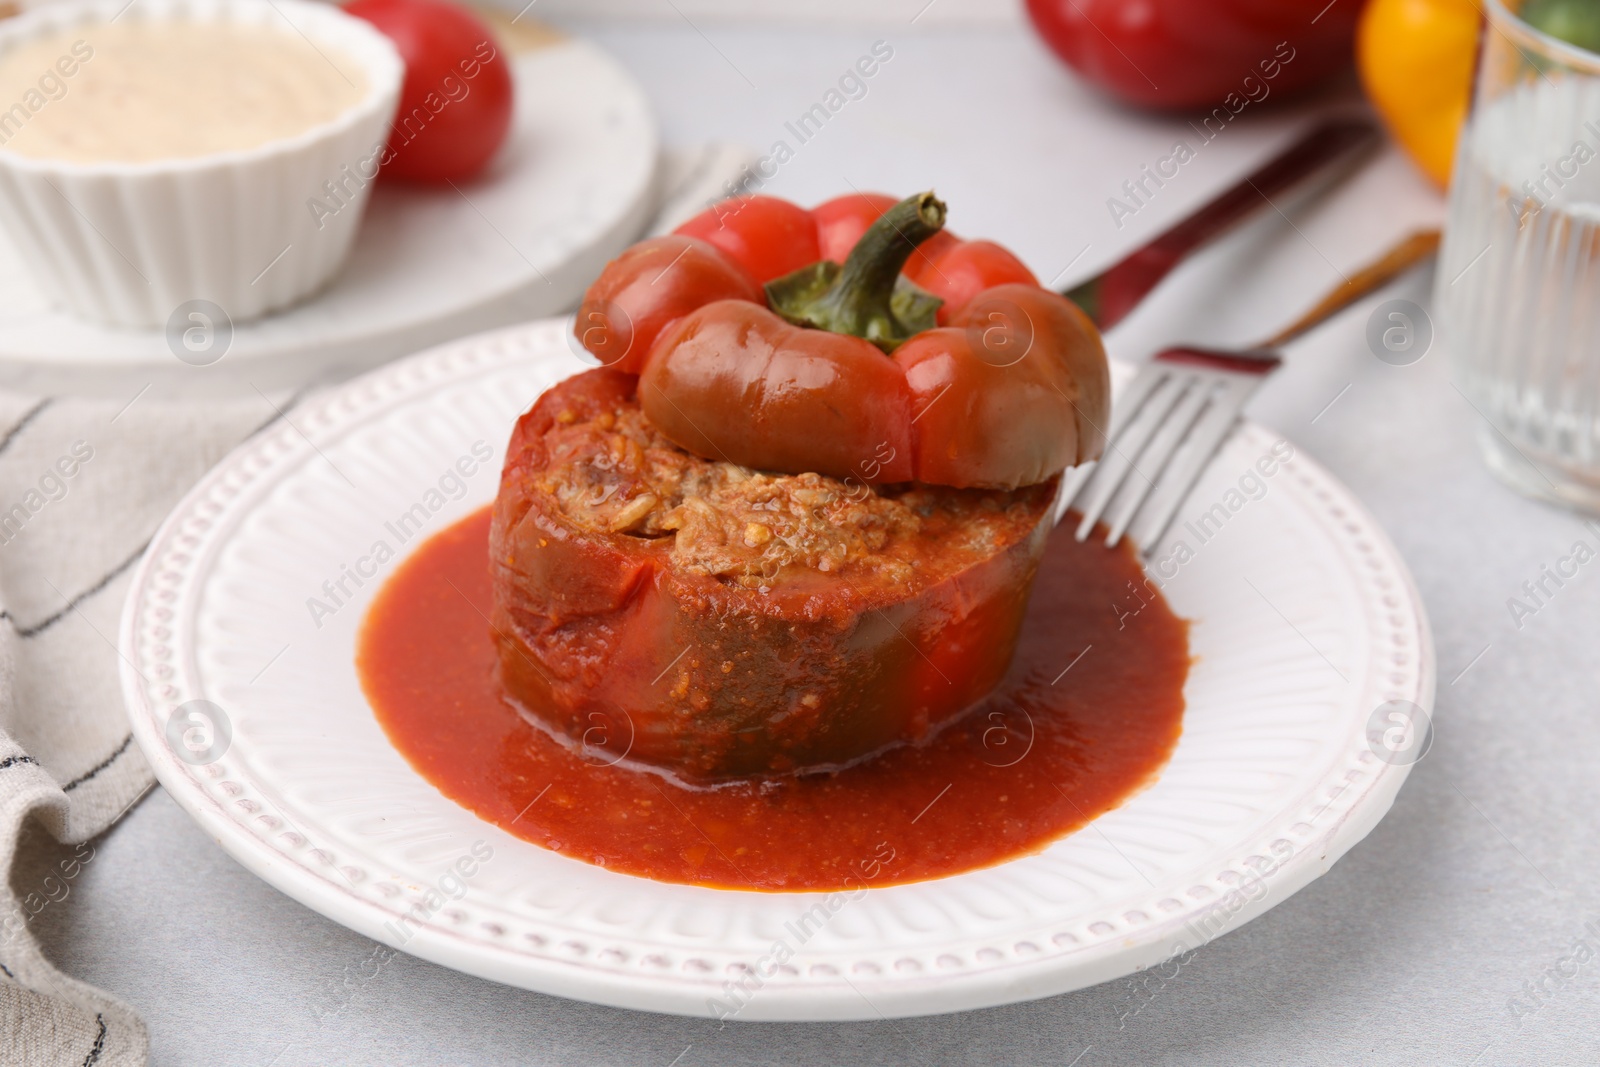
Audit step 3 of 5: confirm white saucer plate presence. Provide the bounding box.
[119,319,1434,1020]
[0,39,656,397]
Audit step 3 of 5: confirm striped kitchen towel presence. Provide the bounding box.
[0,391,273,1066]
[0,141,755,1067]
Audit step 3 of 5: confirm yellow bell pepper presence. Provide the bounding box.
[1357,0,1483,187]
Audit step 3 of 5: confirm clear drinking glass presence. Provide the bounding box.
[1436,0,1600,513]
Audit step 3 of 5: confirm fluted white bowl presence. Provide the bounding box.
[0,0,402,328]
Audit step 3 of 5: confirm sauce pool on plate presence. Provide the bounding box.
[358,507,1189,891]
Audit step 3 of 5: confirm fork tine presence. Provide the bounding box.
[1056,362,1168,516]
[1130,375,1260,552]
[1102,374,1214,547]
[1073,373,1187,541]
[1053,459,1098,526]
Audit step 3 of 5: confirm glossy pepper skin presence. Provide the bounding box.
[673,195,822,284]
[813,191,899,262]
[1025,0,1360,111]
[490,369,1057,782]
[638,300,918,484]
[578,191,1108,491]
[571,235,761,374]
[898,284,1108,488]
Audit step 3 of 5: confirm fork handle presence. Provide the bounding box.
[1255,229,1441,350]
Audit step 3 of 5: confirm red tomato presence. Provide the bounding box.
[345,0,514,183]
[812,192,898,262]
[1024,0,1359,111]
[673,196,821,284]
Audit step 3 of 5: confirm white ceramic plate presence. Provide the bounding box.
[0,37,656,398]
[119,319,1435,1021]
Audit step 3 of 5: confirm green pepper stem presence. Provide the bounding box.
[764,191,947,352]
[828,192,945,325]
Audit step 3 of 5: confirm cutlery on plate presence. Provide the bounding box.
[1059,228,1443,551]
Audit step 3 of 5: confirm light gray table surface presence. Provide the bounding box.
[16,15,1600,1067]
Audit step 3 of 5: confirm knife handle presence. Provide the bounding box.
[1256,228,1440,350]
[1064,117,1380,331]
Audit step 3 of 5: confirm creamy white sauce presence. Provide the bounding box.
[0,21,368,163]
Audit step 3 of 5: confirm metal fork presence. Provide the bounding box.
[1057,229,1442,552]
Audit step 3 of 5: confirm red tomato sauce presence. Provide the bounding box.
[358,506,1189,891]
